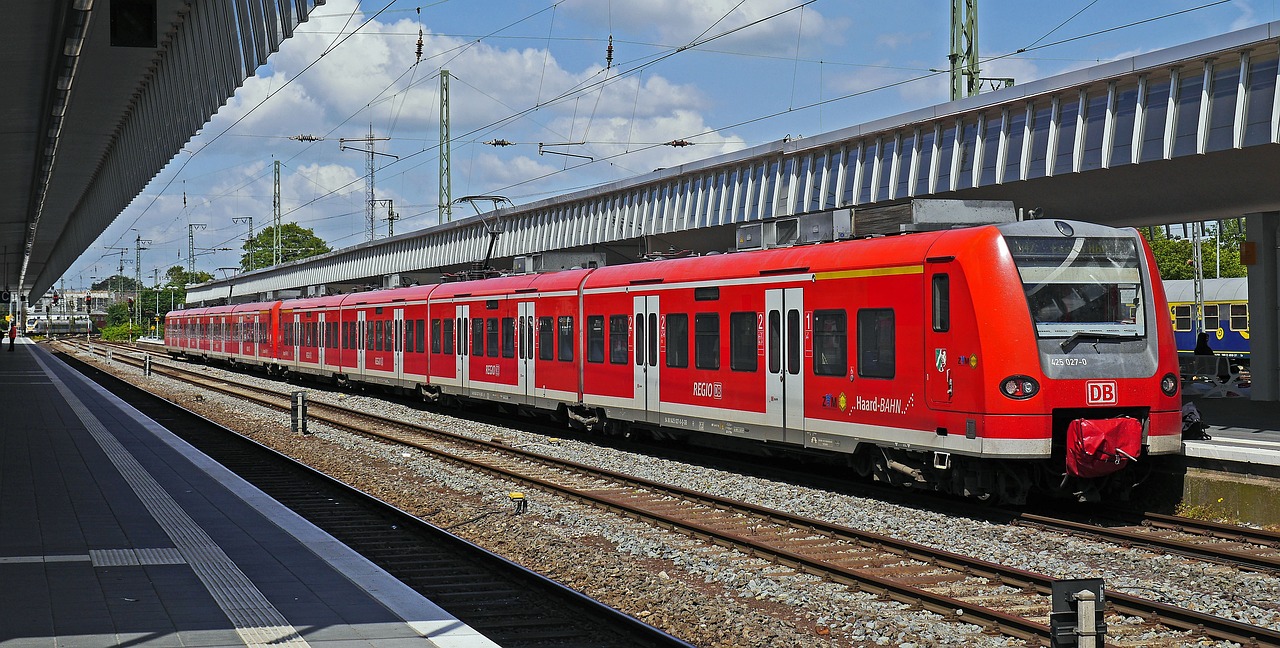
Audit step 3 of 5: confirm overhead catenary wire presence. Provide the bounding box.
[78,0,1239,281]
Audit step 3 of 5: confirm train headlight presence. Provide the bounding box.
[1160,372,1178,396]
[1000,375,1039,400]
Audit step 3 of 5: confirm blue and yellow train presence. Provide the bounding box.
[1163,278,1249,358]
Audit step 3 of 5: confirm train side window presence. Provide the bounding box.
[729,311,758,372]
[609,315,629,364]
[1230,303,1249,331]
[932,274,950,332]
[472,318,485,356]
[587,316,605,363]
[538,316,554,360]
[442,318,455,355]
[431,319,441,353]
[768,311,781,373]
[341,322,349,349]
[695,313,720,370]
[666,314,688,368]
[857,308,896,379]
[1202,304,1219,332]
[375,320,384,352]
[486,318,500,357]
[813,310,848,376]
[403,320,413,353]
[1172,304,1192,332]
[501,317,515,358]
[459,318,467,355]
[558,316,574,361]
[386,319,395,352]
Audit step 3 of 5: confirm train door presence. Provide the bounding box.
[518,301,535,402]
[765,288,805,435]
[393,308,405,382]
[356,310,367,378]
[633,295,660,422]
[318,313,327,367]
[291,313,301,370]
[925,266,955,408]
[455,304,470,390]
[247,314,258,358]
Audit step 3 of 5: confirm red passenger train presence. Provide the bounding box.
[165,218,1182,503]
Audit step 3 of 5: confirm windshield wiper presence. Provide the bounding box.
[1059,331,1140,351]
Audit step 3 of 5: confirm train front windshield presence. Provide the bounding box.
[1006,236,1146,340]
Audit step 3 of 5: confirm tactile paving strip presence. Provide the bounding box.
[35,353,310,648]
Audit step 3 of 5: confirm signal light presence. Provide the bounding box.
[1000,375,1039,400]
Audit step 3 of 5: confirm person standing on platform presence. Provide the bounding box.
[1194,332,1214,356]
[8,323,15,351]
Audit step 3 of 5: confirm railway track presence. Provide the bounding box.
[65,339,1280,646]
[56,342,692,648]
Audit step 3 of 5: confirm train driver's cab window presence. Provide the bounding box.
[857,309,895,378]
[666,314,689,368]
[1007,235,1145,340]
[1230,303,1249,331]
[538,316,554,360]
[813,310,848,376]
[729,312,758,372]
[1172,305,1192,332]
[695,313,720,370]
[932,275,950,332]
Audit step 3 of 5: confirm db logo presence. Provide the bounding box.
[1086,380,1117,405]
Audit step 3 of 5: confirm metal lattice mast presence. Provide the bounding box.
[187,223,206,276]
[439,69,452,222]
[273,160,282,265]
[365,124,376,241]
[233,217,254,270]
[949,0,979,100]
[134,234,150,322]
[339,128,393,242]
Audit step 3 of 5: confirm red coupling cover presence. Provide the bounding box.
[1066,417,1142,478]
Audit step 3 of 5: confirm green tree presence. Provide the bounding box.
[91,274,143,292]
[1141,222,1247,281]
[165,265,212,286]
[106,301,131,327]
[240,223,331,271]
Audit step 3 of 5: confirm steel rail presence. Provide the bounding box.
[67,341,1280,647]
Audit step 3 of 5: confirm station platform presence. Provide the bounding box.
[0,337,497,648]
[1182,396,1280,468]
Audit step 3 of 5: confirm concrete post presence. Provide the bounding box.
[1075,590,1097,648]
[1245,213,1279,400]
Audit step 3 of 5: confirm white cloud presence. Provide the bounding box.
[564,0,840,57]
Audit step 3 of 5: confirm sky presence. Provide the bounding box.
[67,0,1280,290]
